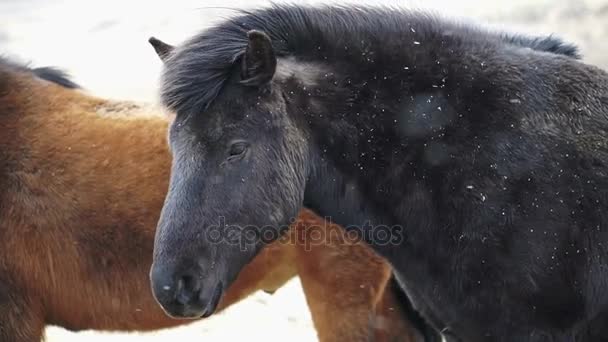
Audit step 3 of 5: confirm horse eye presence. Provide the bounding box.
[228,141,248,157]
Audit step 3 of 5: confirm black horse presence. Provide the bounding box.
[149,5,608,342]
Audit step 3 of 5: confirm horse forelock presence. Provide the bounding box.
[159,26,248,118]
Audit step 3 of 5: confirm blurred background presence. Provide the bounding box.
[1,0,606,341]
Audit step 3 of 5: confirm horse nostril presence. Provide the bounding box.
[175,274,200,306]
[174,277,185,299]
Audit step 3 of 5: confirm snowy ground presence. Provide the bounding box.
[44,279,318,342]
[1,0,606,341]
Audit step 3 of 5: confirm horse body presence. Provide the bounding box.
[0,58,427,341]
[151,5,608,342]
[0,60,192,336]
[295,14,608,341]
[296,13,608,340]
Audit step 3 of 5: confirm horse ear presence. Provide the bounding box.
[148,37,174,62]
[240,30,277,86]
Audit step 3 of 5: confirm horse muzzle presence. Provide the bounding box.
[150,262,224,319]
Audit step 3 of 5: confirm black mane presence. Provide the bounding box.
[0,56,80,89]
[161,4,580,115]
[501,33,581,59]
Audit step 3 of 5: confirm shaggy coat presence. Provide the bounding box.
[151,4,608,342]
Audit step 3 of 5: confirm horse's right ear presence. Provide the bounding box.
[240,30,276,86]
[148,37,174,62]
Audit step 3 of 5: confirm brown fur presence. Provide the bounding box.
[0,63,419,341]
[293,210,424,342]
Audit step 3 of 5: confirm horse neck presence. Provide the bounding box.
[291,31,507,256]
[290,64,409,256]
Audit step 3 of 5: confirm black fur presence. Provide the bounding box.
[0,56,79,89]
[388,275,443,342]
[501,34,581,59]
[153,4,608,342]
[31,66,79,89]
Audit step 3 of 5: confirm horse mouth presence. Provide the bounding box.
[200,282,223,318]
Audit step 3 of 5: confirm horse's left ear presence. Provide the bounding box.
[240,30,276,86]
[148,37,174,63]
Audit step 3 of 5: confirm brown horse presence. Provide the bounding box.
[0,57,428,342]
